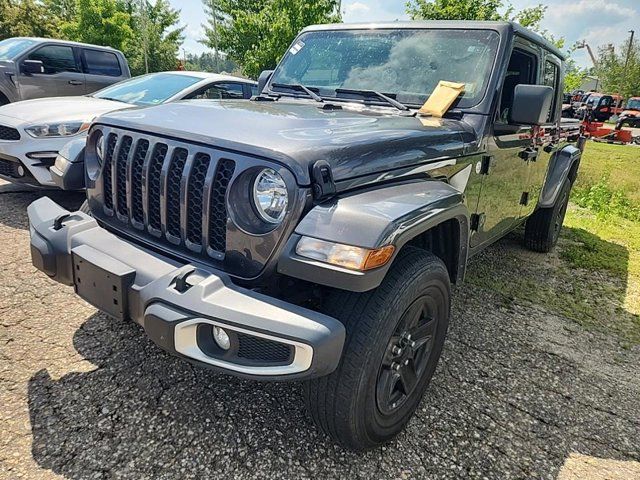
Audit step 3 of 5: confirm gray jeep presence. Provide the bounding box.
[27,21,583,450]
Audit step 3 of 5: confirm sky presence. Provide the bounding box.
[169,0,639,69]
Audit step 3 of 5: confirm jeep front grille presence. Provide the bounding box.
[98,129,235,257]
[0,125,20,141]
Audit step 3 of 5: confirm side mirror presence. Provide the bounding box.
[511,85,554,125]
[257,70,274,95]
[22,59,44,75]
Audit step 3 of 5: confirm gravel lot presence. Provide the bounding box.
[1,180,639,479]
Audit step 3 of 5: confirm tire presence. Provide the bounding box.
[304,247,451,450]
[79,200,91,215]
[524,178,571,253]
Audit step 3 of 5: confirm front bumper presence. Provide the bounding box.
[0,115,76,187]
[28,197,345,380]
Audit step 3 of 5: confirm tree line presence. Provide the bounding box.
[0,0,184,76]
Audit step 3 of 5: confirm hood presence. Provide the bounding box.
[620,109,639,117]
[0,96,133,124]
[97,99,479,185]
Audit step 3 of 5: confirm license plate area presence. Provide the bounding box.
[72,244,136,320]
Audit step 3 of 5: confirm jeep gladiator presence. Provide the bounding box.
[27,21,583,450]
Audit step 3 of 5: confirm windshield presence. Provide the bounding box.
[627,98,640,110]
[586,96,601,106]
[0,38,37,61]
[270,29,500,109]
[92,73,202,106]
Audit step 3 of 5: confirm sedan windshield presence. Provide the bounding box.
[270,29,500,108]
[92,73,202,106]
[0,38,37,60]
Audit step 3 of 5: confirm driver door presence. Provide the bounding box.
[17,44,86,100]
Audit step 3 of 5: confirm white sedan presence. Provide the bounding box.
[0,71,256,187]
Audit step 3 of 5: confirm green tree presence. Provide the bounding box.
[43,0,76,22]
[0,0,60,40]
[202,0,341,78]
[406,0,546,31]
[61,0,133,52]
[185,51,239,74]
[596,39,640,98]
[126,0,185,75]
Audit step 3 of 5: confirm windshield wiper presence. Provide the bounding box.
[271,83,323,102]
[95,96,129,104]
[335,88,409,112]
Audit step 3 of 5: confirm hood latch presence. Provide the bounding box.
[311,160,336,201]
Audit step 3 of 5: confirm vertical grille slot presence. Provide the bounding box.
[208,159,235,252]
[166,148,188,238]
[102,133,117,211]
[147,143,168,231]
[130,139,149,224]
[115,136,133,216]
[186,153,210,246]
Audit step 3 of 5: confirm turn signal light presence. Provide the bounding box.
[296,237,395,271]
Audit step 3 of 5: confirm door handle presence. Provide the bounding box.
[518,147,539,162]
[68,80,83,85]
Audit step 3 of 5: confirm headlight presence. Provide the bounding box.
[25,121,91,138]
[252,168,288,223]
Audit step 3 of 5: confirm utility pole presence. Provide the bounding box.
[624,30,635,69]
[624,30,635,98]
[210,0,220,73]
[138,0,149,73]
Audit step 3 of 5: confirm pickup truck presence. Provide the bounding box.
[27,21,584,450]
[0,37,130,105]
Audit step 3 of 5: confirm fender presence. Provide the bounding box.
[277,180,470,292]
[0,84,15,104]
[539,145,581,208]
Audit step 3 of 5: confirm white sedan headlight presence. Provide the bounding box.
[252,168,288,224]
[25,121,91,138]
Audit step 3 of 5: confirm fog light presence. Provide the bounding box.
[16,165,24,177]
[213,326,231,350]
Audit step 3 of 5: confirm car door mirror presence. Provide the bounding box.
[257,70,274,95]
[22,59,45,75]
[511,85,554,125]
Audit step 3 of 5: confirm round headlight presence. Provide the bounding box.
[252,168,288,224]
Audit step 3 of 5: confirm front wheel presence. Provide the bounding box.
[304,248,451,450]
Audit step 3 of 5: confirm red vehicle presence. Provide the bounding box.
[616,97,640,128]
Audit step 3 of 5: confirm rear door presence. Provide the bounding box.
[17,44,86,99]
[471,42,539,248]
[81,48,127,93]
[520,53,562,218]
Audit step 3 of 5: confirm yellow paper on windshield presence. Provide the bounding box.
[418,81,466,117]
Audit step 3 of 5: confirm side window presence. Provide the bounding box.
[83,49,122,76]
[250,84,258,97]
[189,82,245,100]
[499,48,537,123]
[28,45,79,74]
[543,60,560,121]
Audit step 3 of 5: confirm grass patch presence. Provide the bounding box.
[467,142,640,345]
[572,142,640,206]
